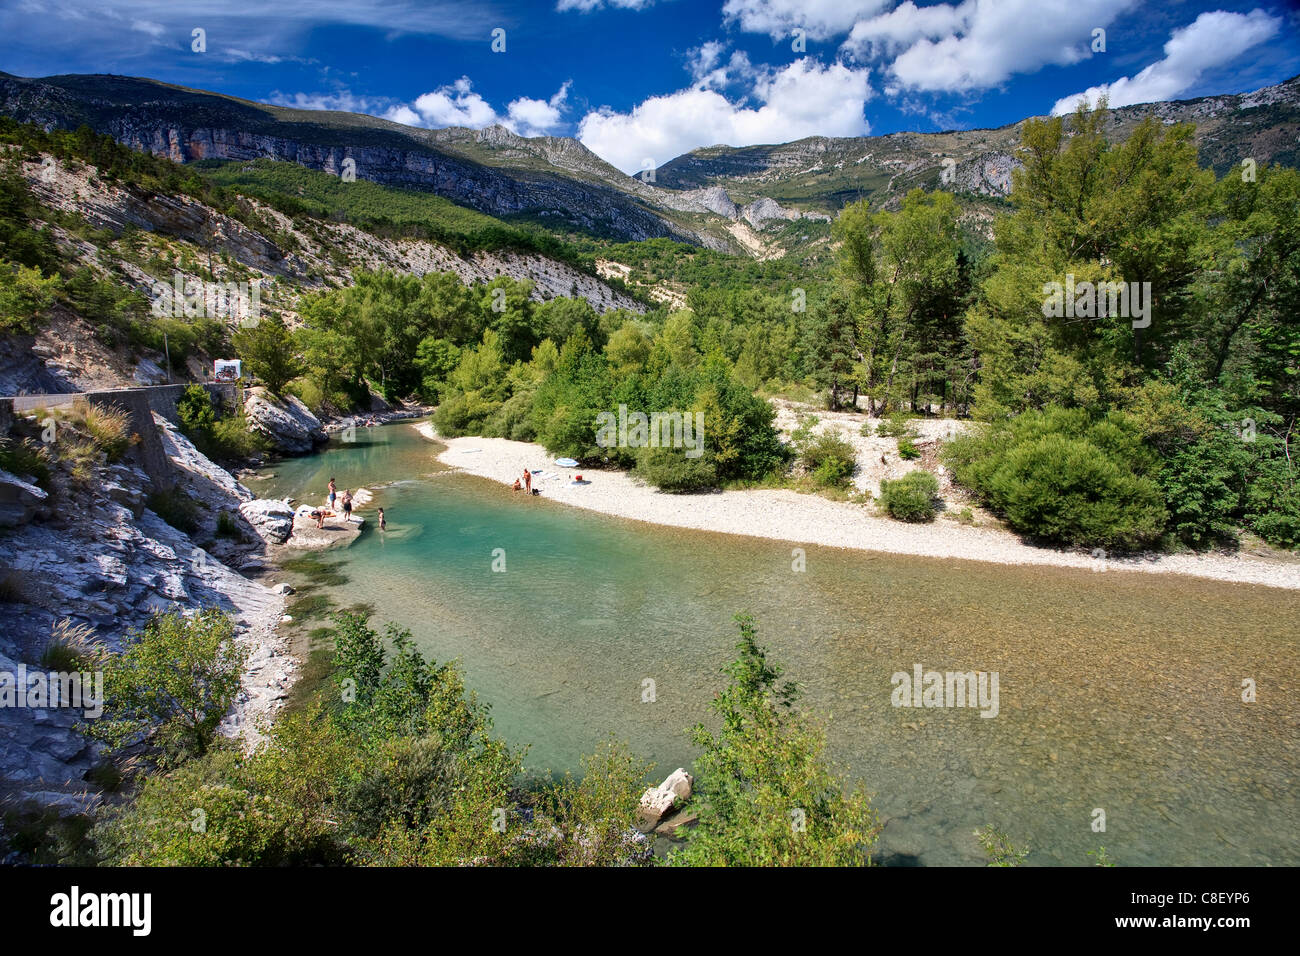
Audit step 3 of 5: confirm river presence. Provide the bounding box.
[257,422,1299,866]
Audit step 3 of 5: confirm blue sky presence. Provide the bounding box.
[2,1,1297,173]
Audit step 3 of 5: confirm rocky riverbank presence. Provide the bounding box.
[0,407,305,814]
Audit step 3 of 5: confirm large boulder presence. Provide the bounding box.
[660,767,693,801]
[239,498,295,545]
[633,767,694,832]
[635,787,678,833]
[244,388,326,455]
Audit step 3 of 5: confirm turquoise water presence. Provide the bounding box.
[260,423,1300,866]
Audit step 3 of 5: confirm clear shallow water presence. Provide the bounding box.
[260,423,1300,866]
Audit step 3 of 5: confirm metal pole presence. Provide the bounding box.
[164,332,171,383]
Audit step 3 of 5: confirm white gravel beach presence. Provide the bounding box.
[413,421,1300,591]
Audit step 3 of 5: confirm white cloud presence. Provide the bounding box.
[378,77,572,136]
[841,1,968,59]
[1050,8,1282,115]
[557,0,656,11]
[270,89,393,114]
[881,0,1137,92]
[406,77,500,128]
[722,0,890,41]
[578,58,872,174]
[386,105,422,126]
[505,81,572,136]
[687,42,755,91]
[225,49,292,64]
[688,41,726,80]
[0,0,503,74]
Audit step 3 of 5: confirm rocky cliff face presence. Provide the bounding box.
[0,72,701,246]
[653,75,1300,208]
[2,70,1296,253]
[0,409,294,813]
[16,145,646,348]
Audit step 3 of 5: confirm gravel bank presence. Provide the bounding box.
[414,421,1300,591]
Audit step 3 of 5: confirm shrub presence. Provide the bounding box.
[77,401,132,463]
[177,384,217,436]
[896,436,920,460]
[878,470,939,522]
[0,262,59,334]
[432,391,503,438]
[288,378,328,417]
[799,430,857,488]
[876,414,917,439]
[673,615,878,866]
[635,445,718,491]
[945,407,1166,550]
[975,824,1028,867]
[215,511,242,540]
[85,608,247,767]
[211,415,268,460]
[536,402,604,460]
[482,389,538,442]
[1246,465,1300,550]
[1157,431,1247,549]
[0,437,51,488]
[980,434,1164,548]
[40,618,103,671]
[147,486,202,534]
[176,385,265,461]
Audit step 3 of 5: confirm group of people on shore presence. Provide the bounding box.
[512,469,541,496]
[511,467,586,493]
[308,477,385,530]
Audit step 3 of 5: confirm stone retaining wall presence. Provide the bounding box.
[1,383,239,490]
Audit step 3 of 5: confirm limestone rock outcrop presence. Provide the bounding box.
[244,388,326,455]
[239,498,295,545]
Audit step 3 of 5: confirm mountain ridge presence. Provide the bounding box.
[3,70,1298,256]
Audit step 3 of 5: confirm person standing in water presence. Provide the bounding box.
[377,507,386,531]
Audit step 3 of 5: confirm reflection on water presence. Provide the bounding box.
[261,423,1300,866]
